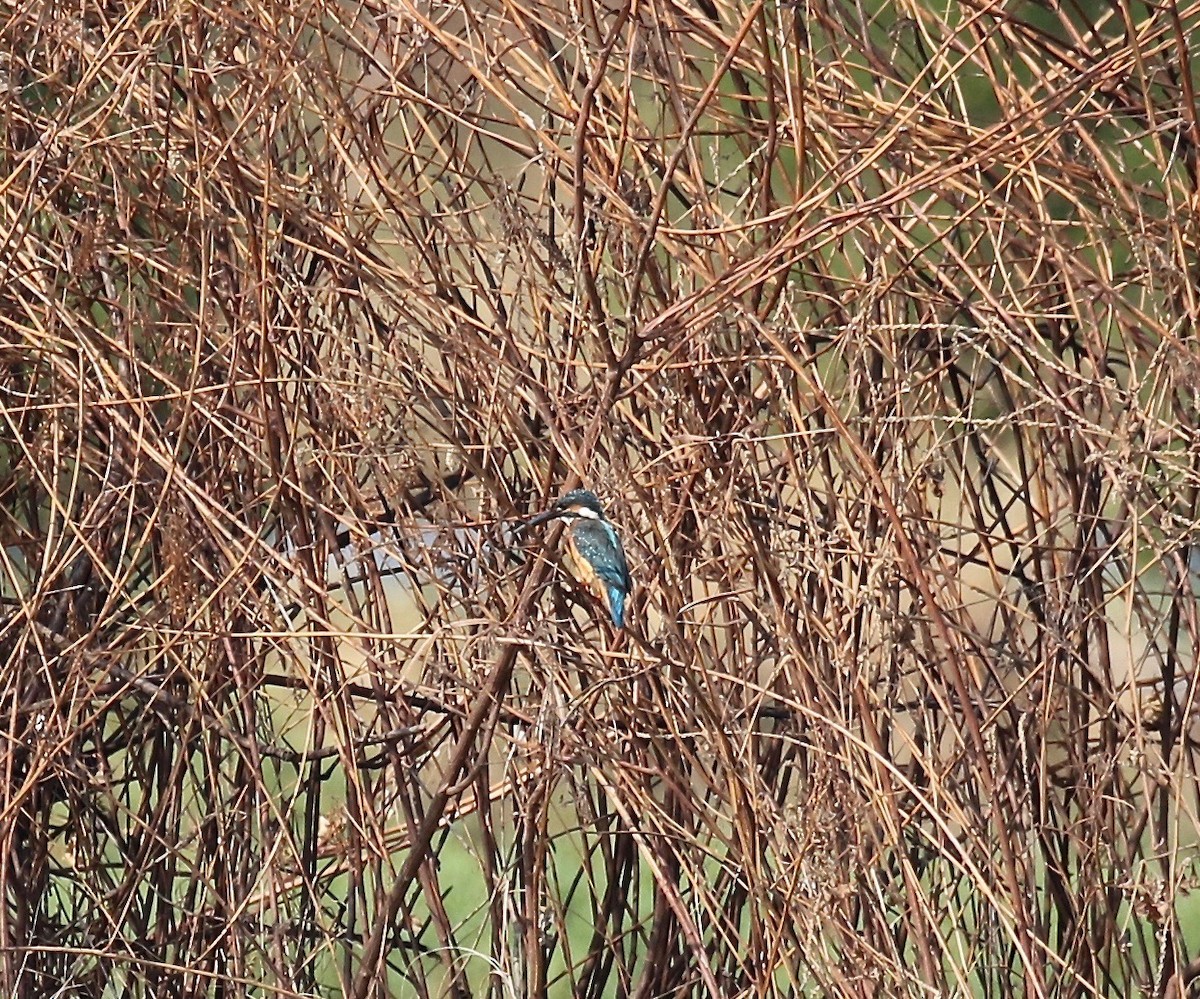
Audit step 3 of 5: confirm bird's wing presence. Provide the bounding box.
[572,520,631,592]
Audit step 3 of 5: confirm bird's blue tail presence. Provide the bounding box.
[607,586,626,629]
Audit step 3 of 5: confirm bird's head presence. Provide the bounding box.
[526,489,607,527]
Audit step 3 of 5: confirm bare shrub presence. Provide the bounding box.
[3,0,1200,996]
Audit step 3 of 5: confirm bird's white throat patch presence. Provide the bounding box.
[570,506,600,519]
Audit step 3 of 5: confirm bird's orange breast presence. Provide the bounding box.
[565,532,604,597]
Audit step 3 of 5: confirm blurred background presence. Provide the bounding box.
[2,0,1200,995]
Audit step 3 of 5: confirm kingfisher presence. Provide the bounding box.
[526,489,631,628]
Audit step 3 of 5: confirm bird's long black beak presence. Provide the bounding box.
[523,508,562,530]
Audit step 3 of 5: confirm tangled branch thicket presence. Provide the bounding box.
[5,0,1200,995]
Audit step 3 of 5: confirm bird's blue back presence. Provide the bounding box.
[569,518,631,627]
